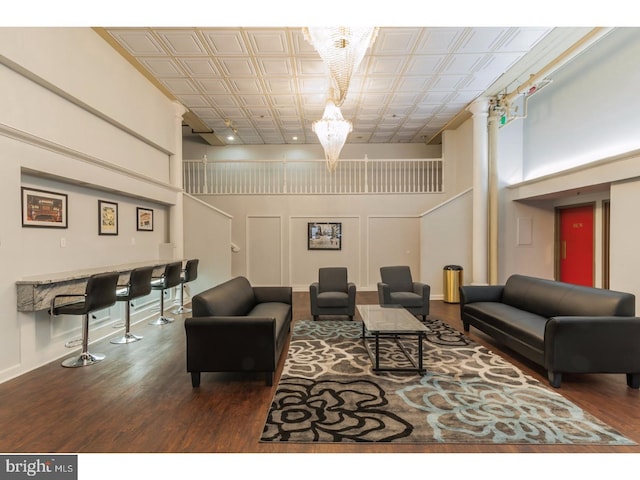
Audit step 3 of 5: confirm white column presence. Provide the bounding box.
[468,98,490,286]
[488,106,501,285]
[169,101,187,259]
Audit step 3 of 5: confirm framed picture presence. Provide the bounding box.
[98,200,118,235]
[136,207,154,231]
[21,187,68,228]
[308,222,342,250]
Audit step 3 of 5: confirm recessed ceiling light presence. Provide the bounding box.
[292,136,298,141]
[227,136,234,141]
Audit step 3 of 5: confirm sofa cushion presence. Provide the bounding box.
[249,302,291,334]
[464,302,546,351]
[192,276,256,317]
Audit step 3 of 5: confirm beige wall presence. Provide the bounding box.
[0,28,181,383]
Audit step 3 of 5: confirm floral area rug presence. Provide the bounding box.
[260,319,634,444]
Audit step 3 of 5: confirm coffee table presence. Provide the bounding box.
[358,304,429,375]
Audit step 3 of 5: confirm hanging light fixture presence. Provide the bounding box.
[303,27,378,107]
[312,97,352,172]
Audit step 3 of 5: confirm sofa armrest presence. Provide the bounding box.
[185,316,278,372]
[459,285,504,305]
[253,286,292,305]
[545,316,640,374]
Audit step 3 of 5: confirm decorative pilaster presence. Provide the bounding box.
[170,101,188,259]
[467,98,490,286]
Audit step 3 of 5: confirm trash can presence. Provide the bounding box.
[443,265,463,303]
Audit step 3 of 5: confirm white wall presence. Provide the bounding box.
[184,132,471,293]
[183,193,232,294]
[183,141,441,162]
[494,28,640,298]
[523,28,640,179]
[0,28,181,383]
[610,178,640,298]
[421,189,473,297]
[200,194,431,290]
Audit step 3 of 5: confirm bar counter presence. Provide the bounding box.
[16,260,180,312]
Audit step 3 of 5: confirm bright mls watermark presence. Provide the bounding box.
[0,456,77,480]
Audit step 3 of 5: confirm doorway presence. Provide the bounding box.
[556,203,595,286]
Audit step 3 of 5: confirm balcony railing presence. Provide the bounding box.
[183,157,443,195]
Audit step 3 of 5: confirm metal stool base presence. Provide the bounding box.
[62,352,105,368]
[171,305,192,314]
[149,315,174,325]
[110,333,143,344]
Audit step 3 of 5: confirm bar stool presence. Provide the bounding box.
[50,271,119,368]
[111,266,154,344]
[172,259,199,314]
[149,261,182,325]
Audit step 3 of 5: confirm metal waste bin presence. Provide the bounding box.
[443,265,463,303]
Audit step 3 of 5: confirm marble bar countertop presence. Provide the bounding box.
[16,259,183,312]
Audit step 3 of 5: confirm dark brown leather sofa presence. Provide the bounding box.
[460,274,640,388]
[185,276,292,387]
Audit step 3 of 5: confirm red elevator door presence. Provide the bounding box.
[558,204,594,286]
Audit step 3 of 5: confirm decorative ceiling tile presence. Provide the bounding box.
[155,30,208,56]
[138,57,184,76]
[108,29,165,55]
[179,58,220,76]
[102,25,564,146]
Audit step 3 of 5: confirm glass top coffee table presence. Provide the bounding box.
[357,304,429,375]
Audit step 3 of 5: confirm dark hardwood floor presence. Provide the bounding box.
[0,291,639,455]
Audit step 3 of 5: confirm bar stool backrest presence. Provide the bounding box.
[127,266,154,300]
[85,272,120,313]
[164,262,184,289]
[184,259,199,283]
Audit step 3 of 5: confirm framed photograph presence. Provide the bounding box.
[21,187,68,228]
[98,200,118,235]
[308,222,342,250]
[136,207,154,231]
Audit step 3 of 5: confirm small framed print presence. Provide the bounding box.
[308,222,342,250]
[98,200,118,236]
[21,187,68,228]
[136,207,154,231]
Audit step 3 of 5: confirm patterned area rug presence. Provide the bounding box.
[261,319,634,444]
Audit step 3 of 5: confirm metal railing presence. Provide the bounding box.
[183,157,443,195]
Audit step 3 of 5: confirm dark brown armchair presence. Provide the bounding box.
[377,265,430,321]
[309,267,356,321]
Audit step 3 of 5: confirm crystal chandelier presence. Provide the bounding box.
[303,27,378,107]
[312,98,352,172]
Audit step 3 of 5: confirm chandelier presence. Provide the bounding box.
[303,27,378,107]
[312,98,352,172]
[304,27,378,172]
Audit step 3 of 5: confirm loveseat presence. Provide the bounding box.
[184,276,292,387]
[460,274,640,388]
